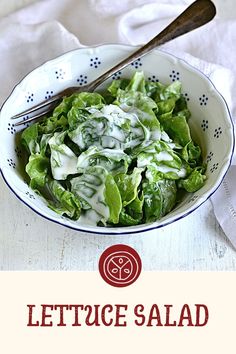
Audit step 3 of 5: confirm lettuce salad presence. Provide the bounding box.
[21,72,206,226]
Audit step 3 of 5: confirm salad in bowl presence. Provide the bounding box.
[0,45,233,234]
[20,71,206,227]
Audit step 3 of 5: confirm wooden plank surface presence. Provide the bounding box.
[1,178,235,270]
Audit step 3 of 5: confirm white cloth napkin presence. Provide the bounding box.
[0,0,236,246]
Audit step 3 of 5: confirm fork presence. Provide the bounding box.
[12,0,216,126]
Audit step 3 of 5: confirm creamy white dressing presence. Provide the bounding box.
[77,146,97,170]
[155,165,186,177]
[99,148,126,158]
[161,130,172,142]
[137,155,153,168]
[51,149,78,180]
[152,129,161,141]
[100,136,119,149]
[166,142,177,149]
[70,128,85,149]
[78,209,102,226]
[77,146,129,174]
[109,126,126,142]
[138,150,186,178]
[138,151,172,167]
[29,141,40,154]
[49,134,78,180]
[96,121,106,133]
[119,102,131,112]
[131,127,143,137]
[155,151,173,161]
[166,142,182,150]
[70,103,160,152]
[124,138,143,149]
[79,182,109,220]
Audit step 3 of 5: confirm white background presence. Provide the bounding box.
[0,0,236,270]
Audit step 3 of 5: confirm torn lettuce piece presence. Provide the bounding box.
[21,123,53,157]
[48,131,78,180]
[119,209,142,226]
[159,81,182,101]
[69,92,104,110]
[38,92,105,135]
[53,91,104,122]
[115,167,143,207]
[127,192,144,216]
[137,142,187,179]
[104,174,122,224]
[126,70,147,93]
[21,123,40,154]
[108,71,161,142]
[145,80,165,99]
[70,166,122,224]
[158,111,192,146]
[67,92,105,130]
[76,146,131,175]
[68,104,150,151]
[25,153,49,190]
[117,180,144,226]
[143,178,177,221]
[105,78,130,102]
[120,192,144,225]
[178,168,206,192]
[181,141,202,167]
[47,179,81,219]
[37,114,68,135]
[68,108,90,130]
[157,98,176,116]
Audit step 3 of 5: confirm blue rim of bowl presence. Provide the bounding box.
[0,44,235,235]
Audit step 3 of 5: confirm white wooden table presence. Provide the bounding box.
[0,0,236,270]
[1,172,236,271]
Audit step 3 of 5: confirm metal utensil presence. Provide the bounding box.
[11,0,216,126]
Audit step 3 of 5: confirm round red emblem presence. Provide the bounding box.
[99,244,142,287]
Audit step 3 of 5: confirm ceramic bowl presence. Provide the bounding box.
[0,45,234,235]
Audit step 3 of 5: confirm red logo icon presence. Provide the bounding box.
[99,244,142,287]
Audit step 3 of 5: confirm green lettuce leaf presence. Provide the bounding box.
[181,141,202,167]
[76,146,131,175]
[70,166,122,224]
[109,72,161,142]
[119,208,142,226]
[48,132,78,180]
[137,142,187,179]
[178,168,206,192]
[159,81,182,101]
[118,190,144,226]
[115,167,143,206]
[104,174,122,224]
[47,179,81,219]
[159,113,191,146]
[68,103,151,152]
[25,153,49,190]
[21,123,40,154]
[143,178,177,221]
[126,192,144,222]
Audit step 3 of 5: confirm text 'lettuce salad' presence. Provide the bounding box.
[21,72,206,226]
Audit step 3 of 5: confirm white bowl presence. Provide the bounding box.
[0,45,234,235]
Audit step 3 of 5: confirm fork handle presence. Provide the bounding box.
[89,0,216,91]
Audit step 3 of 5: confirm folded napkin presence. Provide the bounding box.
[0,0,235,246]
